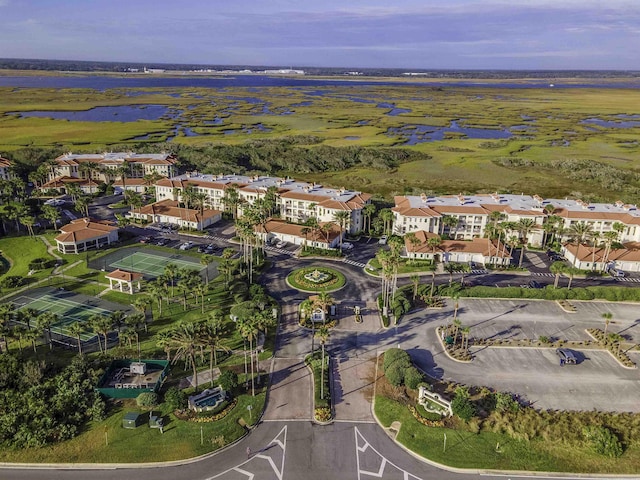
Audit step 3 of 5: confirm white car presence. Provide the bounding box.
[275,240,286,249]
[179,241,194,251]
[44,198,65,206]
[378,235,388,245]
[341,242,354,250]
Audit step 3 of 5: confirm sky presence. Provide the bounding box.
[0,0,639,70]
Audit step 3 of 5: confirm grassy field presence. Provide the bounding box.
[0,235,56,290]
[374,395,640,473]
[2,83,640,199]
[0,392,265,463]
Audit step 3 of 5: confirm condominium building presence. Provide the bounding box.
[393,193,640,245]
[0,157,15,181]
[44,152,177,193]
[155,173,371,233]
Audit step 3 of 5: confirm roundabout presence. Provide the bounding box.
[286,266,346,293]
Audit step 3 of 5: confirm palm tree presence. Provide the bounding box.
[601,231,619,271]
[109,310,126,332]
[379,209,394,236]
[516,218,537,268]
[41,204,61,230]
[452,318,462,347]
[201,311,229,373]
[89,314,111,354]
[362,203,376,235]
[19,214,36,237]
[74,195,90,217]
[315,326,330,400]
[461,326,471,351]
[451,291,461,323]
[223,183,241,219]
[441,214,459,238]
[146,280,168,317]
[164,263,180,298]
[568,221,594,267]
[24,326,40,354]
[36,312,58,350]
[314,291,334,322]
[68,321,86,355]
[155,330,173,362]
[169,322,201,390]
[0,302,15,350]
[550,261,566,289]
[237,316,259,396]
[409,274,420,300]
[132,296,153,332]
[333,210,351,249]
[300,226,311,250]
[125,312,145,357]
[405,232,421,265]
[602,312,613,334]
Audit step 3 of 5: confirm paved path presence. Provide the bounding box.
[263,358,312,421]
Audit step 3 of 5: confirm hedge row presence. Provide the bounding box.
[460,285,640,302]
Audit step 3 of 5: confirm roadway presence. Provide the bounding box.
[4,222,636,478]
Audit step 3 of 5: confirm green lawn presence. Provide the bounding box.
[374,396,640,473]
[0,235,56,290]
[0,392,266,463]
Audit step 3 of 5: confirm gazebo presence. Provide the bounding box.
[106,269,143,294]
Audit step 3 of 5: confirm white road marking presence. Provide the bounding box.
[355,427,422,480]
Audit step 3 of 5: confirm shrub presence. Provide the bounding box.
[538,335,550,344]
[451,387,476,421]
[583,426,624,458]
[383,348,411,371]
[28,257,54,271]
[415,403,444,421]
[0,276,24,288]
[164,386,188,411]
[404,366,424,390]
[495,392,520,413]
[136,392,159,408]
[218,370,238,392]
[385,363,406,387]
[315,407,332,422]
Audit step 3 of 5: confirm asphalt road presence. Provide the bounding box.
[3,226,636,478]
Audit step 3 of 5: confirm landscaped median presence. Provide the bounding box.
[373,349,640,474]
[305,351,332,423]
[286,266,346,293]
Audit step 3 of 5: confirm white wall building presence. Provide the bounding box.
[155,173,371,233]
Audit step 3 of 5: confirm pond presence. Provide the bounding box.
[11,104,174,122]
[581,117,640,128]
[388,120,513,144]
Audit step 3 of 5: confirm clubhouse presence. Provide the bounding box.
[55,218,119,254]
[127,199,222,231]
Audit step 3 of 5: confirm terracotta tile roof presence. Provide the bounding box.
[255,219,341,243]
[56,218,118,244]
[137,199,220,222]
[0,157,12,168]
[405,230,510,257]
[563,243,640,262]
[42,176,100,188]
[106,269,144,282]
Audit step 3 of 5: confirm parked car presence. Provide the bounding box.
[378,235,388,245]
[197,244,207,253]
[528,280,543,289]
[609,268,625,278]
[138,235,153,244]
[275,240,287,249]
[556,348,577,365]
[44,198,65,206]
[155,238,169,247]
[341,242,354,250]
[204,244,216,254]
[179,241,194,251]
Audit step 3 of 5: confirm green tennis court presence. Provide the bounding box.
[109,251,202,278]
[15,293,112,341]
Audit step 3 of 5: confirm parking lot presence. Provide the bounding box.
[400,298,640,412]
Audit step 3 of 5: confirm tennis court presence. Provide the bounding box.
[89,246,216,280]
[14,291,115,341]
[110,251,202,278]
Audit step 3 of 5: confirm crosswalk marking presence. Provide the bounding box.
[531,272,555,277]
[344,258,366,268]
[470,269,487,274]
